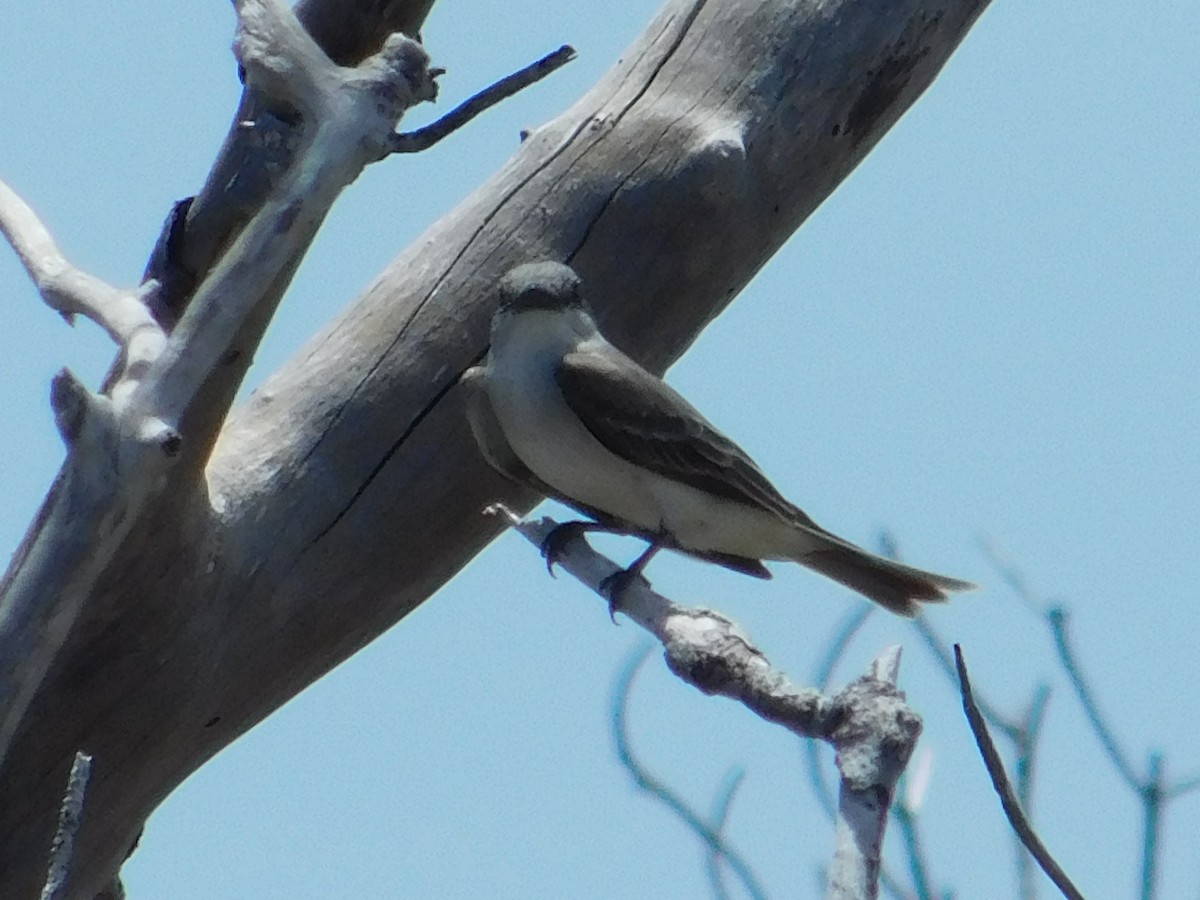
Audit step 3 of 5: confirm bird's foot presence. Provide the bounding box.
[598,566,651,622]
[598,538,662,622]
[540,520,599,576]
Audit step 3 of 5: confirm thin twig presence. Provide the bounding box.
[910,615,1021,743]
[705,768,748,900]
[613,645,769,900]
[390,45,576,154]
[1014,685,1052,810]
[1046,607,1140,789]
[1139,752,1164,900]
[953,646,1085,900]
[978,537,1045,617]
[1014,683,1052,900]
[891,798,935,900]
[1165,772,1200,800]
[40,751,94,900]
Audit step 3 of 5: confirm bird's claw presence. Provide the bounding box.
[598,567,649,623]
[540,521,592,576]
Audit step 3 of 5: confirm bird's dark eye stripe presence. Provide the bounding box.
[501,287,584,311]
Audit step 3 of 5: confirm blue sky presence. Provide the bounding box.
[1,1,1197,897]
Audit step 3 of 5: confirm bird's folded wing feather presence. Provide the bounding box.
[463,365,546,489]
[554,349,821,529]
[464,363,771,578]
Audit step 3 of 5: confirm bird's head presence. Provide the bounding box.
[496,261,589,315]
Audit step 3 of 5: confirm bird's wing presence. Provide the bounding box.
[554,347,821,528]
[463,365,546,489]
[466,363,771,579]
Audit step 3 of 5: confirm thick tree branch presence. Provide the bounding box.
[0,0,992,895]
[0,1,440,894]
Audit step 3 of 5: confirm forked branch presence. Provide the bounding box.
[494,506,922,899]
[390,44,577,154]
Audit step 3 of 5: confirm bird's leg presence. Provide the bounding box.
[599,541,663,620]
[541,520,629,576]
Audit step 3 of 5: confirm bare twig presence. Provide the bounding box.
[1014,685,1052,811]
[985,548,1200,898]
[1165,773,1200,800]
[613,645,768,900]
[1139,752,1164,900]
[978,537,1045,617]
[891,796,935,900]
[705,767,749,900]
[1046,607,1139,788]
[389,45,576,154]
[40,751,93,900]
[953,646,1085,900]
[1014,683,1052,900]
[0,180,167,392]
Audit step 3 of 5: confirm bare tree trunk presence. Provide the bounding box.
[0,0,989,896]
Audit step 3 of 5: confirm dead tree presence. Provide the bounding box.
[0,0,989,896]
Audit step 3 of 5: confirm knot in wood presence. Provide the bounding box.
[829,674,922,793]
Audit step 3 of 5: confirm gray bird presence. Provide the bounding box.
[463,260,974,615]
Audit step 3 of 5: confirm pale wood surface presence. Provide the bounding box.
[0,0,988,895]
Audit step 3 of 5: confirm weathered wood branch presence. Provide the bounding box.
[505,508,919,900]
[0,0,440,895]
[0,0,990,896]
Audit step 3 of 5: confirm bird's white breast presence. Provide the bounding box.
[484,309,808,560]
[485,311,663,530]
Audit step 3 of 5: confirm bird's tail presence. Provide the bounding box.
[796,533,975,617]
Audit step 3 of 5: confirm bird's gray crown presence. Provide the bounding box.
[497,260,587,313]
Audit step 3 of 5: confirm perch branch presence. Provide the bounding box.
[954,646,1084,900]
[495,505,835,738]
[389,44,577,154]
[496,506,922,900]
